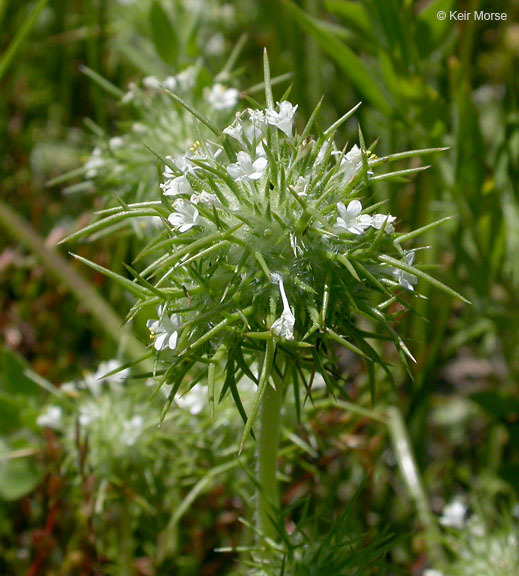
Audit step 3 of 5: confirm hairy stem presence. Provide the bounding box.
[255,374,283,543]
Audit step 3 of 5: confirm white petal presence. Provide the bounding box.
[346,200,362,218]
[227,164,243,180]
[168,331,179,350]
[154,332,168,351]
[252,156,268,171]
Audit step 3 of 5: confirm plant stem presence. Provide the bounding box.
[255,372,283,543]
[387,406,447,568]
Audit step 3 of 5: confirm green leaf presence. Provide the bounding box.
[282,0,391,115]
[324,1,373,40]
[71,254,151,298]
[149,0,177,67]
[378,254,470,303]
[0,441,42,501]
[0,348,39,398]
[239,339,275,454]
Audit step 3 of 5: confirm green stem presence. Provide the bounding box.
[387,406,447,568]
[255,374,283,543]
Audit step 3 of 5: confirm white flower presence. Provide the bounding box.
[223,116,244,142]
[168,199,199,232]
[83,360,129,396]
[227,151,268,182]
[371,213,396,234]
[165,153,200,176]
[109,137,124,150]
[207,33,225,55]
[175,66,197,91]
[190,191,220,207]
[271,276,295,340]
[392,252,418,291]
[132,122,148,135]
[146,306,182,351]
[223,110,267,146]
[161,174,192,197]
[163,75,177,92]
[293,176,309,197]
[143,75,161,90]
[423,570,444,576]
[335,200,372,235]
[266,101,297,136]
[36,406,62,429]
[339,144,363,180]
[440,497,467,529]
[79,402,100,427]
[122,415,144,446]
[176,383,206,415]
[85,147,104,179]
[205,83,239,110]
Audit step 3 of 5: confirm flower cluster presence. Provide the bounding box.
[133,96,442,392]
[78,66,239,210]
[74,80,457,424]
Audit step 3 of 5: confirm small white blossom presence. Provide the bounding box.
[190,191,220,207]
[440,497,467,529]
[109,137,124,150]
[82,360,129,396]
[165,153,201,175]
[423,570,444,576]
[175,66,197,91]
[339,144,363,180]
[122,415,144,446]
[223,116,244,142]
[85,147,104,179]
[207,33,225,55]
[36,406,62,429]
[293,176,309,197]
[371,213,397,234]
[79,402,100,427]
[161,174,192,197]
[168,199,199,232]
[266,101,297,136]
[227,151,268,182]
[132,122,148,135]
[271,276,295,340]
[392,252,418,291]
[146,306,182,351]
[163,75,177,92]
[205,83,239,111]
[143,75,161,90]
[176,383,206,415]
[335,200,372,235]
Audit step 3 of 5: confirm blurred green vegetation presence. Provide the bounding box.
[1,0,518,574]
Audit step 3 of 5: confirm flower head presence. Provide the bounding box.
[392,252,418,291]
[227,151,268,181]
[266,101,297,136]
[146,306,182,351]
[271,276,295,341]
[36,405,62,429]
[335,200,372,235]
[440,497,467,529]
[161,174,193,197]
[168,199,199,232]
[206,83,239,110]
[371,213,397,234]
